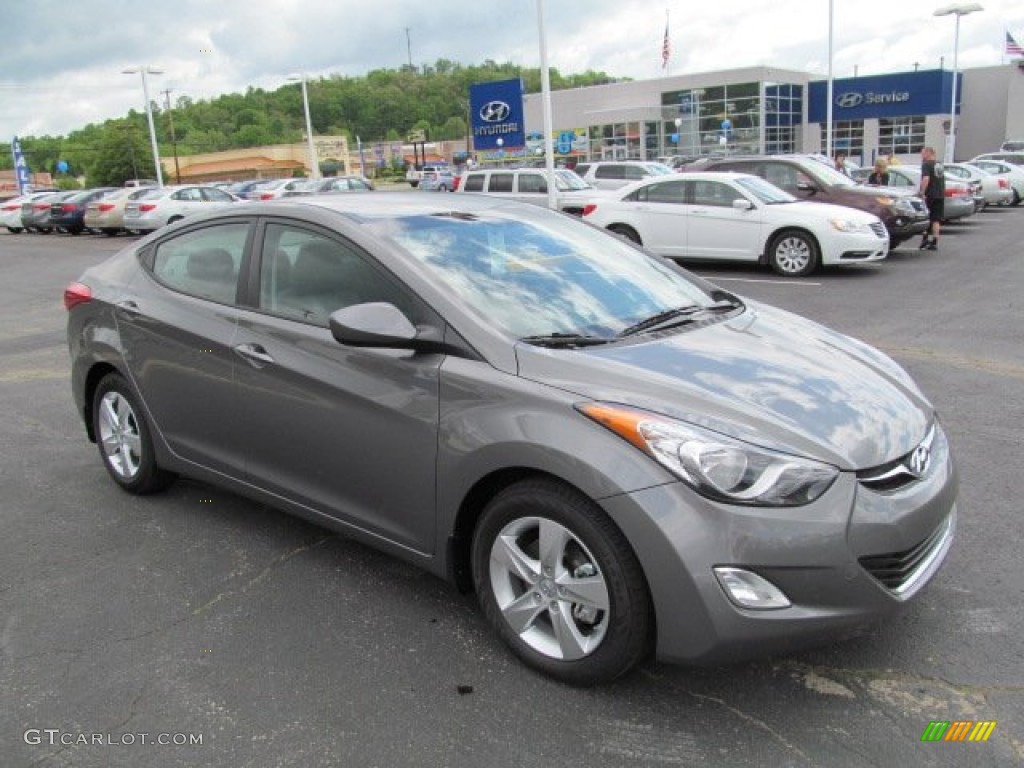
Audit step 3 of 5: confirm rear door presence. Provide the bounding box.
[118,219,254,474]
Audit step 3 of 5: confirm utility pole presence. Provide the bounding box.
[405,27,413,70]
[161,88,182,183]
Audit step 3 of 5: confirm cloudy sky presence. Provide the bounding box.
[2,0,1023,143]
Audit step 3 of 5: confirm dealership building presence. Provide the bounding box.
[518,63,1024,165]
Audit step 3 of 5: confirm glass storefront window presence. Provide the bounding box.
[879,116,926,156]
[820,120,864,160]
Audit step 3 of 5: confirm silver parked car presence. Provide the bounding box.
[123,184,241,233]
[65,194,957,685]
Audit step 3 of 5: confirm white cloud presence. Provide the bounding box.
[1,0,1022,142]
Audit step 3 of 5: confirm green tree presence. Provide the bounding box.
[88,123,154,186]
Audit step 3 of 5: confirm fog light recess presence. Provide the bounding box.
[714,567,791,610]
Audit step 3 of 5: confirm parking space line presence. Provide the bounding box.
[696,276,822,287]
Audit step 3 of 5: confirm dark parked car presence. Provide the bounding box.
[49,187,118,234]
[687,154,929,247]
[66,194,957,685]
[21,191,76,233]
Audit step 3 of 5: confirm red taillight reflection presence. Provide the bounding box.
[63,282,93,310]
[260,193,274,199]
[33,203,50,210]
[2,203,19,212]
[582,204,597,216]
[62,204,77,212]
[98,203,116,212]
[139,203,157,212]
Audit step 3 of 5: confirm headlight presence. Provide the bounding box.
[830,218,872,234]
[578,403,838,506]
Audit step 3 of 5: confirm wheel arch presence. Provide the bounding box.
[763,225,821,271]
[82,361,120,443]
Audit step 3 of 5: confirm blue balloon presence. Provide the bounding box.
[57,160,69,173]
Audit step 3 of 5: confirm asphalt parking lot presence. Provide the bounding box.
[2,206,1022,768]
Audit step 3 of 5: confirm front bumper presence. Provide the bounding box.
[600,424,958,665]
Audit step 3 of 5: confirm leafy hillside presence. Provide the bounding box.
[6,60,623,185]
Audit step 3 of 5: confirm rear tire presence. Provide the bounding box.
[607,224,641,245]
[102,228,120,237]
[92,373,176,495]
[7,227,23,234]
[471,478,653,686]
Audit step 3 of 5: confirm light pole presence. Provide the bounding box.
[288,74,320,180]
[122,65,164,186]
[934,3,983,163]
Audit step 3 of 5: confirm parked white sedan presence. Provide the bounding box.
[123,185,242,233]
[581,172,888,277]
[945,163,1014,208]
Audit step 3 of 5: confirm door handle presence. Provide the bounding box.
[233,343,275,368]
[115,300,141,318]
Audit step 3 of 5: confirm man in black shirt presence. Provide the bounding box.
[919,146,945,250]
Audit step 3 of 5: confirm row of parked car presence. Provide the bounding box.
[437,152,1024,277]
[0,175,377,237]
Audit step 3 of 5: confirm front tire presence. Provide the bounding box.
[471,479,652,685]
[92,373,175,494]
[767,229,819,277]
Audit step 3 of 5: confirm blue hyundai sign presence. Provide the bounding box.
[470,78,525,151]
[809,70,953,123]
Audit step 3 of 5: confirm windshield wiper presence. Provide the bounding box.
[520,333,612,348]
[617,300,740,338]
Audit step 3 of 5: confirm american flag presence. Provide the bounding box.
[1007,31,1024,57]
[661,17,671,70]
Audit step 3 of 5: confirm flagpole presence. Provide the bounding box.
[662,9,670,77]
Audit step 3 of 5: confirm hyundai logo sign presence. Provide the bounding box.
[479,101,511,123]
[908,443,932,478]
[836,92,864,108]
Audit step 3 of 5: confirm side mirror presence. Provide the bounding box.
[796,181,816,194]
[732,199,754,211]
[329,302,418,348]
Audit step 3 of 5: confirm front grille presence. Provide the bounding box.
[869,222,887,239]
[859,514,954,594]
[858,424,938,493]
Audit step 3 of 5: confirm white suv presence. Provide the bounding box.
[455,168,602,214]
[573,161,675,190]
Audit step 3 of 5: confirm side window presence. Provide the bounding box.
[595,165,624,180]
[172,188,203,202]
[890,173,913,188]
[487,173,514,193]
[517,174,547,194]
[259,224,410,324]
[624,165,646,180]
[202,187,232,202]
[762,163,800,192]
[151,223,249,304]
[692,181,741,207]
[644,181,686,204]
[575,164,591,177]
[463,174,485,192]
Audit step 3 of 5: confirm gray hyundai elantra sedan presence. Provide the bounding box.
[65,193,957,685]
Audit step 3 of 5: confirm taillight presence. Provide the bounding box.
[999,179,1009,189]
[63,282,93,310]
[2,203,19,212]
[260,192,274,199]
[34,202,50,210]
[582,204,598,216]
[139,203,157,212]
[62,203,77,212]
[98,203,116,212]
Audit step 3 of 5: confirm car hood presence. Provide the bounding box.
[515,302,932,470]
[774,200,880,223]
[842,183,918,200]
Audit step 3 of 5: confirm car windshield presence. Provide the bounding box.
[735,176,797,204]
[799,159,857,188]
[375,205,719,339]
[554,170,592,191]
[644,163,675,176]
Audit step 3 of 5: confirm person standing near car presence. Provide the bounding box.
[919,146,944,250]
[867,158,890,186]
